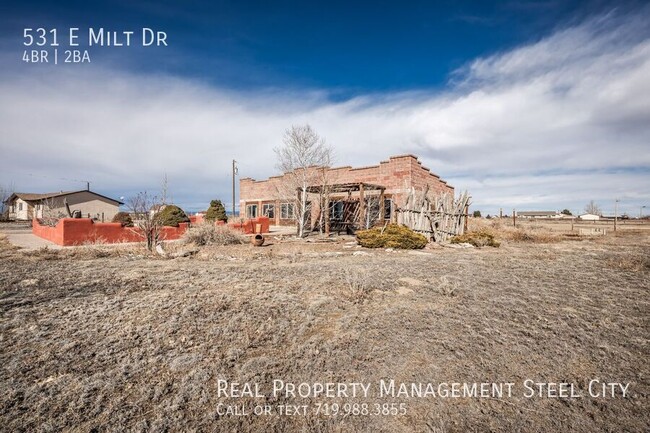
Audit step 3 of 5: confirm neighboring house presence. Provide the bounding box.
[517,211,560,219]
[579,213,600,221]
[4,190,123,221]
[239,154,454,227]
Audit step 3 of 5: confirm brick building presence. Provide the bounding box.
[239,155,454,230]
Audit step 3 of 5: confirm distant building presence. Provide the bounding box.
[4,190,123,221]
[517,211,560,219]
[239,154,453,227]
[579,213,600,221]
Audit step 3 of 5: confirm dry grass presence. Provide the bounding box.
[0,231,648,432]
[0,233,16,252]
[182,222,247,246]
[467,218,562,244]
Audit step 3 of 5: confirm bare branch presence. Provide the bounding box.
[127,191,163,251]
[273,124,334,237]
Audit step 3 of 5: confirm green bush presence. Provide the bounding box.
[205,199,228,222]
[451,229,500,247]
[111,211,134,227]
[155,205,190,227]
[356,224,428,249]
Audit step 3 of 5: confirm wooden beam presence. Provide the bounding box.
[324,194,330,236]
[359,183,365,229]
[379,188,385,225]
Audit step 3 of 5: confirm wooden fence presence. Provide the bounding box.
[396,186,470,242]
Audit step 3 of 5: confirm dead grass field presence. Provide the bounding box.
[1,229,649,432]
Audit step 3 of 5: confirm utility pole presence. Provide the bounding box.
[614,199,619,232]
[232,160,238,218]
[512,208,516,227]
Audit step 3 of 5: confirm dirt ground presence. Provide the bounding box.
[1,228,649,432]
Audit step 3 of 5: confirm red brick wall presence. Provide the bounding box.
[240,155,454,223]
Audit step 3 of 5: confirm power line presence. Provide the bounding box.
[22,173,91,190]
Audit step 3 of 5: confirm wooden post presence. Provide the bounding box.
[297,188,302,235]
[379,188,385,225]
[359,183,365,229]
[275,199,280,226]
[464,204,468,233]
[512,209,516,228]
[324,193,330,236]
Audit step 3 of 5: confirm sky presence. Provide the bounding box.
[0,0,649,216]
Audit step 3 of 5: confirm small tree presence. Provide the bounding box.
[112,211,134,227]
[584,200,601,216]
[39,197,68,226]
[472,210,482,218]
[0,183,15,220]
[127,191,162,251]
[205,199,228,222]
[274,124,333,237]
[561,209,572,216]
[155,205,190,227]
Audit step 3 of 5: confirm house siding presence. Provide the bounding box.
[8,191,121,221]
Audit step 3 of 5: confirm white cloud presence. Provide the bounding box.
[1,9,649,215]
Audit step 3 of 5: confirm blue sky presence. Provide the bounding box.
[1,1,649,215]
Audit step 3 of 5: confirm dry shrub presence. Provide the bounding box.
[451,229,500,247]
[344,268,372,303]
[506,228,560,243]
[71,240,114,259]
[0,234,15,252]
[23,246,61,260]
[606,256,650,272]
[38,217,61,227]
[183,222,246,246]
[438,275,459,296]
[356,224,427,249]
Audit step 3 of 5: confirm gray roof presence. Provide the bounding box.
[5,190,123,205]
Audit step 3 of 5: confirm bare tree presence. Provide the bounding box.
[584,200,602,216]
[161,172,169,205]
[0,183,15,220]
[127,191,163,251]
[39,197,68,226]
[274,124,333,237]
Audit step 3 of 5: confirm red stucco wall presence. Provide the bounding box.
[32,217,270,246]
